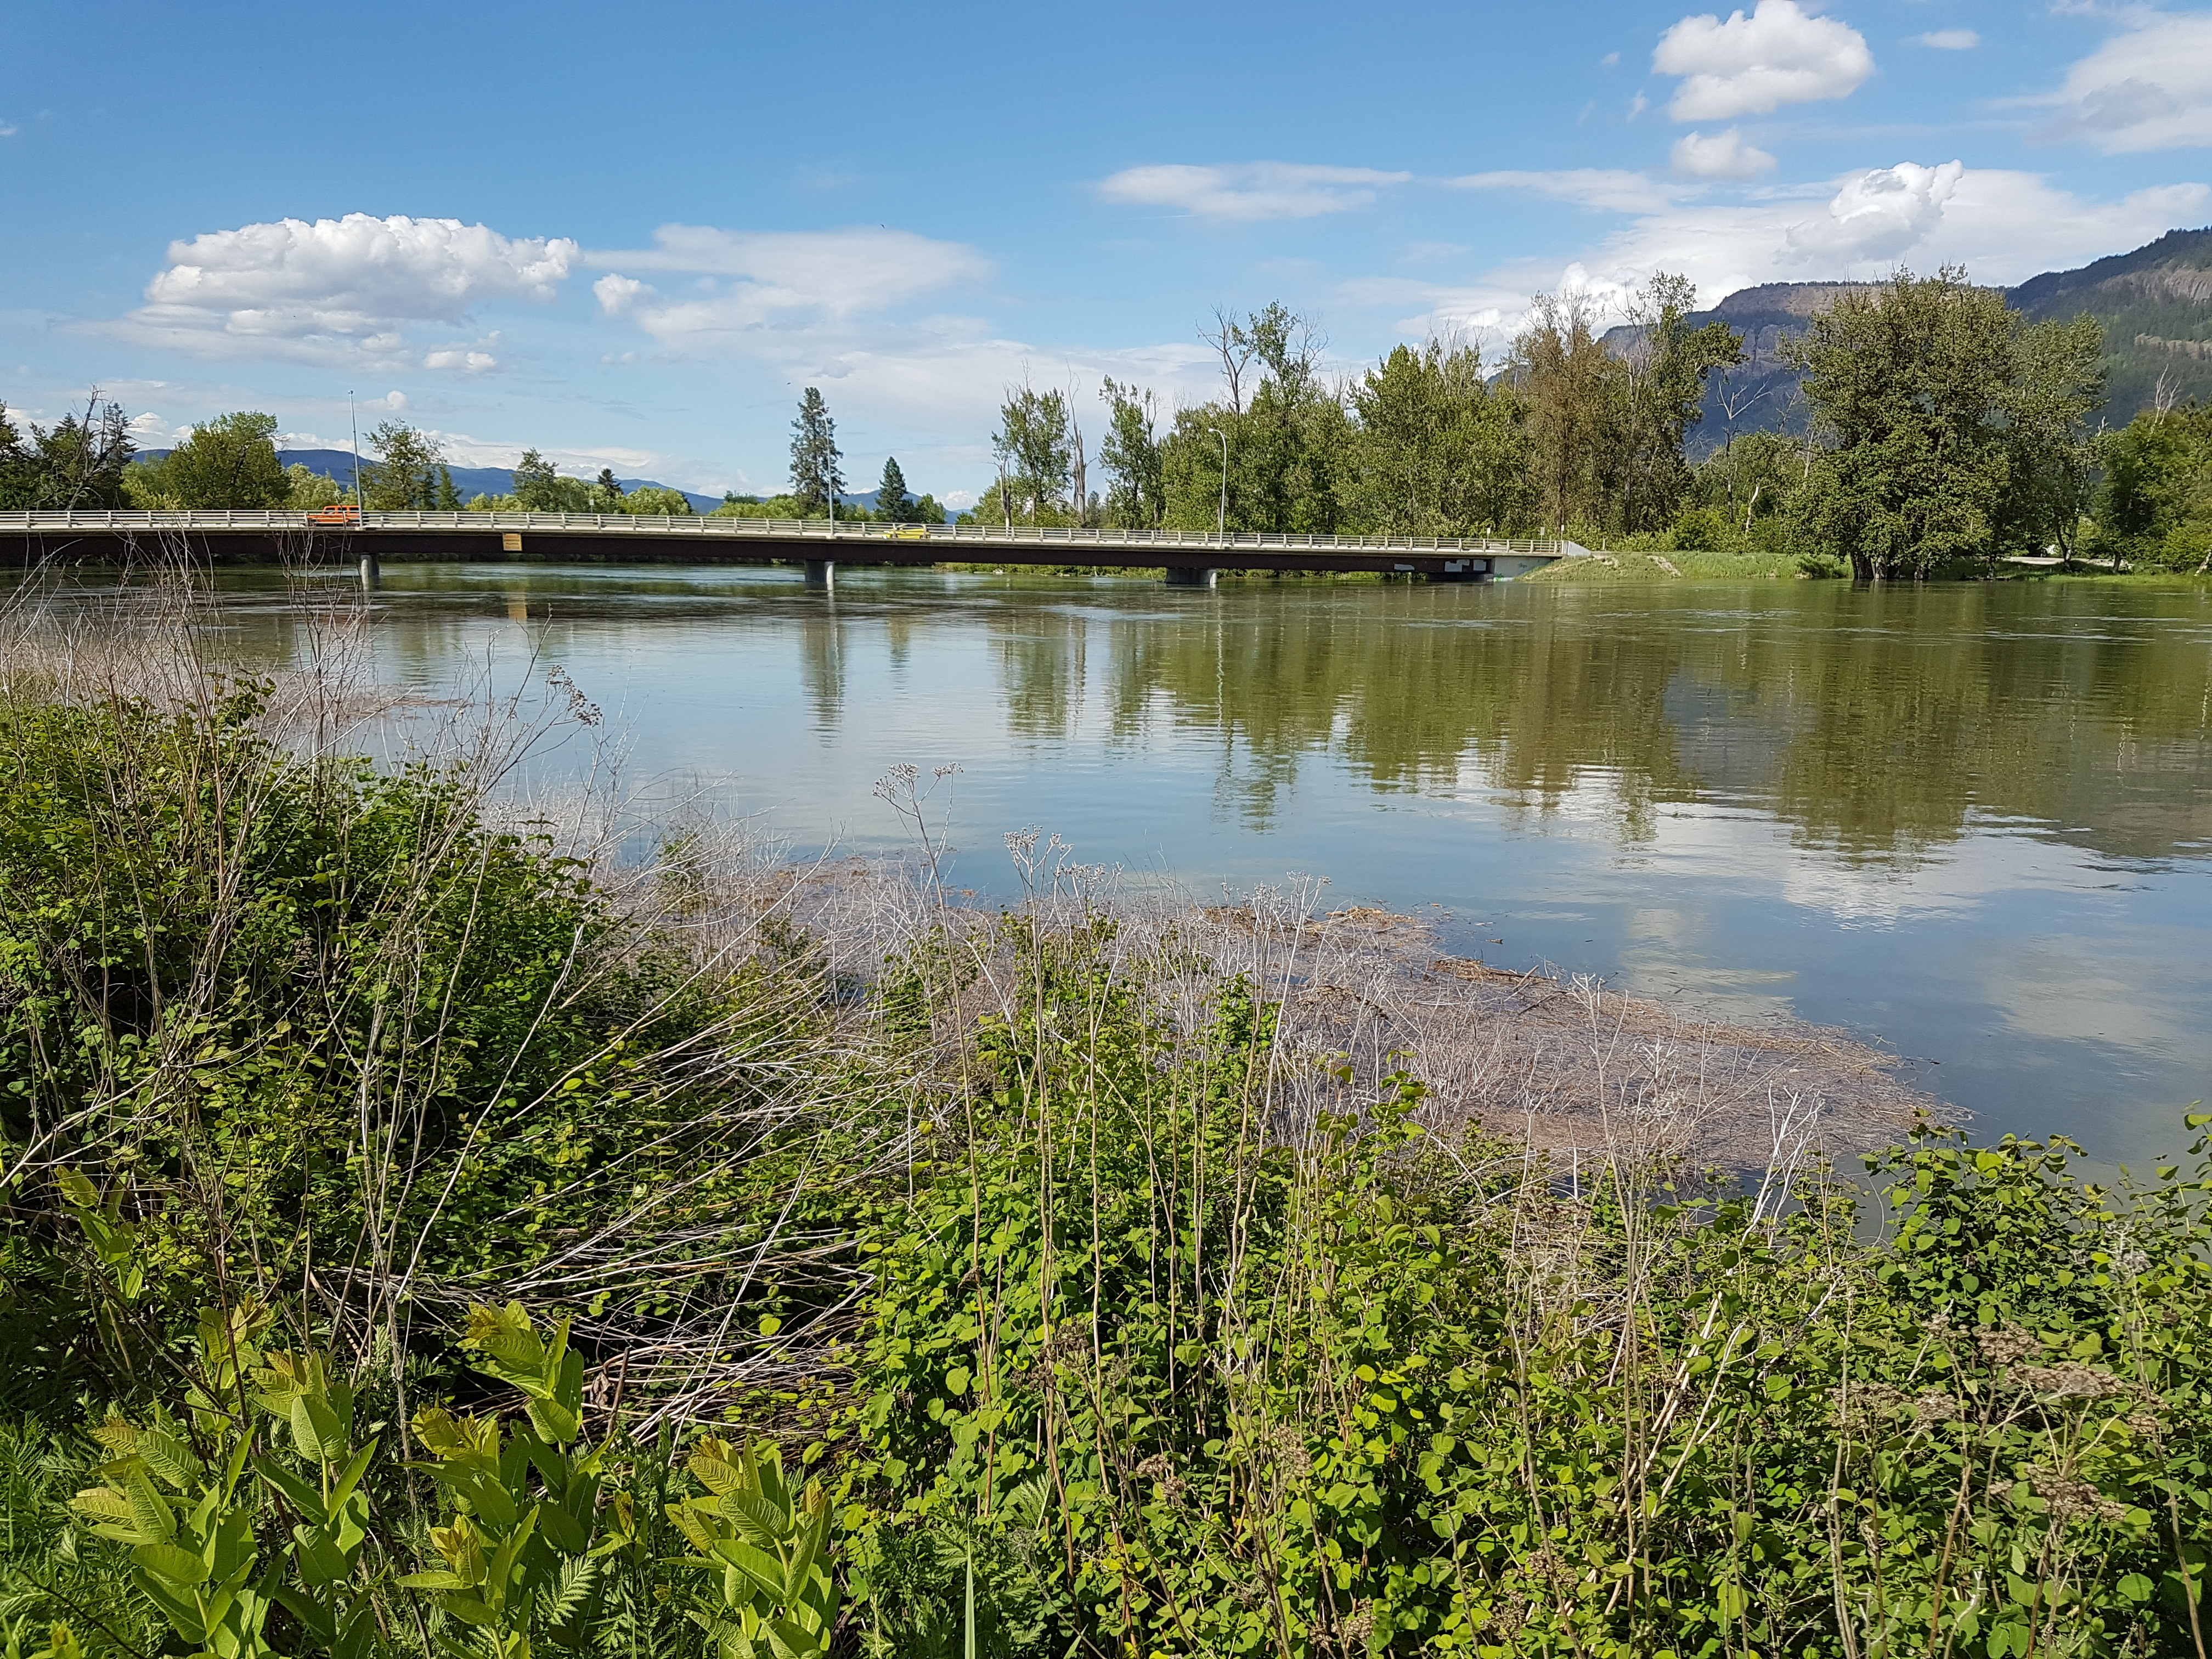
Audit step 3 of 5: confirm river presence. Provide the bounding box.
[47,562,2212,1168]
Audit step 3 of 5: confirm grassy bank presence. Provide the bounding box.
[1522,548,2212,585]
[1521,548,1793,583]
[2,608,2209,1658]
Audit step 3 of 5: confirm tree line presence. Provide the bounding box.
[0,407,702,517]
[10,263,2210,573]
[904,267,2209,578]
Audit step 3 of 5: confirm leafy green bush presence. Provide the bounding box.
[808,912,2212,1657]
[3,688,2209,1658]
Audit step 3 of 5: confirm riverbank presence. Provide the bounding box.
[3,627,2209,1656]
[1523,546,2212,584]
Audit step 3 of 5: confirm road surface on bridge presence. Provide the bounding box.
[0,510,1582,582]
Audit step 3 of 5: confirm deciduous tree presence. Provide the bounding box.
[363,420,447,511]
[1350,340,1535,534]
[1098,379,1165,528]
[1615,275,1743,534]
[993,385,1074,522]
[1788,267,2024,579]
[162,410,289,509]
[1509,291,1619,535]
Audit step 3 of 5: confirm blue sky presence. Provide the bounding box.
[2,0,2207,503]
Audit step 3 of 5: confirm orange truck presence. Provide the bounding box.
[306,506,362,527]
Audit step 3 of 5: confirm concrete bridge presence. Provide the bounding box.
[0,509,1583,586]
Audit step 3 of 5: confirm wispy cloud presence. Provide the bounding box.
[1912,29,1980,49]
[1096,162,1412,221]
[1653,0,1875,119]
[1447,168,1683,213]
[586,225,991,332]
[2027,9,2212,150]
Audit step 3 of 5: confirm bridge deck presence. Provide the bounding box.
[0,511,1577,578]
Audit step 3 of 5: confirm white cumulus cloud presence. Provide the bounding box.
[1653,0,1875,120]
[1785,160,1962,263]
[1913,29,1979,49]
[1671,128,1780,178]
[2030,10,2212,151]
[109,214,577,370]
[1095,162,1412,220]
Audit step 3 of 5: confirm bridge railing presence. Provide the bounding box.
[0,509,1576,558]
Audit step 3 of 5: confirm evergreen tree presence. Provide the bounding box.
[0,394,136,509]
[595,467,624,510]
[789,388,843,516]
[434,464,461,510]
[511,448,562,511]
[875,455,909,521]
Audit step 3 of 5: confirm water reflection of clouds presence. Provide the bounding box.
[1980,933,2212,1058]
[26,565,2212,1166]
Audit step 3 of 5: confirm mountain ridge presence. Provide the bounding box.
[135,448,728,514]
[1610,228,2212,453]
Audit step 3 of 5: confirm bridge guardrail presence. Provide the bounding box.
[0,509,1576,559]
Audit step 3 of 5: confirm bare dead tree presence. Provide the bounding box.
[1201,307,1257,414]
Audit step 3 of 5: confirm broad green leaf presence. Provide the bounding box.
[123,1465,177,1544]
[719,1491,791,1548]
[689,1453,743,1496]
[133,1429,203,1492]
[252,1456,326,1525]
[537,1498,590,1556]
[56,1169,98,1210]
[326,1440,377,1516]
[524,1398,582,1446]
[709,1539,790,1605]
[290,1393,345,1465]
[132,1542,210,1587]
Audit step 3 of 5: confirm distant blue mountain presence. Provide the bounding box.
[272,449,725,514]
[141,446,922,516]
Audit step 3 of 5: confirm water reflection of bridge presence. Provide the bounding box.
[0,510,1582,586]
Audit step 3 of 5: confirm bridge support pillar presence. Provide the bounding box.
[804,559,835,589]
[1164,566,1217,588]
[359,552,381,583]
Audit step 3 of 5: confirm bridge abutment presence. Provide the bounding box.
[1164,566,1217,588]
[804,560,835,589]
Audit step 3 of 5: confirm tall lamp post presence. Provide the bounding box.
[349,392,363,510]
[1206,426,1227,539]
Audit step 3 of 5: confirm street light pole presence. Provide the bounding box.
[1206,426,1227,539]
[349,392,363,510]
